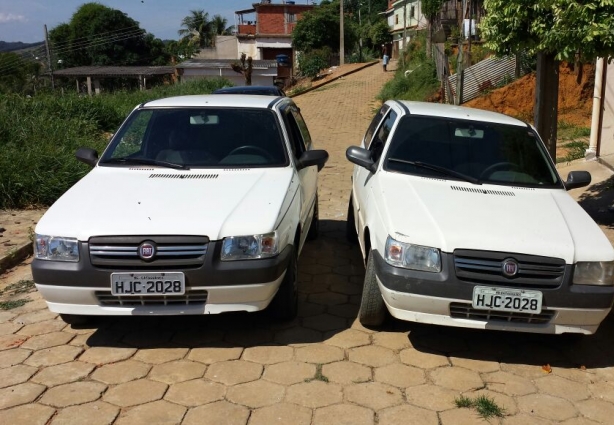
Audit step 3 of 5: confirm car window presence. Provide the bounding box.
[369,109,397,163]
[285,108,307,159]
[363,105,390,149]
[110,110,152,158]
[100,108,288,168]
[291,109,312,149]
[384,115,560,187]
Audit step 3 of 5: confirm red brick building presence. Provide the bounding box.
[235,1,315,63]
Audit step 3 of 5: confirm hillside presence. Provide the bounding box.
[464,62,595,127]
[0,40,44,52]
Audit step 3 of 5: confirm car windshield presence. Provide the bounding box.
[384,115,561,188]
[99,107,288,168]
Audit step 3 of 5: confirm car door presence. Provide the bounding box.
[283,104,317,243]
[352,106,398,249]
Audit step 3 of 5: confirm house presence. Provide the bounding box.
[385,0,426,58]
[592,59,613,165]
[235,0,315,65]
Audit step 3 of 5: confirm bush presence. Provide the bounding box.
[0,78,230,209]
[298,48,331,79]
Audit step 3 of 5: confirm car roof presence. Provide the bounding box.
[393,100,527,127]
[142,94,282,109]
[213,85,285,95]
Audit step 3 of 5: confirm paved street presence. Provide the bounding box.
[2,63,614,424]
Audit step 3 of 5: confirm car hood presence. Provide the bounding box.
[373,173,614,264]
[36,167,296,241]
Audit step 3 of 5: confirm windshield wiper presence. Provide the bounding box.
[387,158,481,185]
[100,157,189,170]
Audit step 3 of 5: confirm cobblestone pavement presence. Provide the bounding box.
[3,62,614,424]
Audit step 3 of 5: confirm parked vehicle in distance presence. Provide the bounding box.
[346,100,613,335]
[213,85,286,97]
[32,94,327,324]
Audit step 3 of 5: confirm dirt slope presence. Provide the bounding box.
[464,62,595,127]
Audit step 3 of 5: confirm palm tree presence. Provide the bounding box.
[212,15,231,35]
[179,10,214,48]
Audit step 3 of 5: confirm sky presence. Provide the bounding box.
[0,0,316,43]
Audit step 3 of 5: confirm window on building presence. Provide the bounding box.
[410,6,415,19]
[395,14,399,25]
[287,13,296,23]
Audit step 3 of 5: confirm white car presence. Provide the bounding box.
[32,94,328,324]
[346,100,614,335]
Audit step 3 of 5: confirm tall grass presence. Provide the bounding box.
[0,78,229,209]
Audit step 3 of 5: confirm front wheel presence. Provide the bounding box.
[269,247,298,320]
[358,251,387,327]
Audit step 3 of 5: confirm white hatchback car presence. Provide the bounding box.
[346,100,614,335]
[32,95,328,324]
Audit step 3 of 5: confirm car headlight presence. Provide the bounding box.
[573,261,614,286]
[384,236,441,272]
[35,234,80,262]
[221,232,278,261]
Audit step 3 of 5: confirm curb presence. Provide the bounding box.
[290,60,379,98]
[0,241,32,274]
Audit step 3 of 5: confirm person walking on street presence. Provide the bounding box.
[382,45,390,72]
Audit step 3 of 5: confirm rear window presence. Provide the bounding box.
[100,107,288,168]
[384,115,560,188]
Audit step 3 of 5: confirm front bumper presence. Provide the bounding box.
[32,241,292,316]
[373,250,614,334]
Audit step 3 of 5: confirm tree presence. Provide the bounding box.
[422,0,446,58]
[212,15,234,36]
[179,10,214,49]
[49,3,168,68]
[231,53,253,85]
[292,1,358,55]
[481,0,614,158]
[0,53,43,95]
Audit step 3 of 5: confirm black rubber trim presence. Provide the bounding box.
[33,243,293,289]
[394,100,410,115]
[267,97,281,109]
[372,250,614,309]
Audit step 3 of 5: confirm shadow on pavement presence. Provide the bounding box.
[81,219,366,350]
[578,175,614,229]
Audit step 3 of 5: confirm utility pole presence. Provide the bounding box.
[340,0,345,65]
[402,0,407,68]
[44,24,55,90]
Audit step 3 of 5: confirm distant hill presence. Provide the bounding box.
[0,41,44,53]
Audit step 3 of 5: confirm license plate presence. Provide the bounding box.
[111,272,185,296]
[472,286,542,314]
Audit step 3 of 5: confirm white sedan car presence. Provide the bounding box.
[346,100,614,335]
[32,94,328,324]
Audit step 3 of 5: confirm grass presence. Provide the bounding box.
[455,395,506,419]
[0,78,230,209]
[305,364,329,382]
[0,279,35,296]
[0,299,30,310]
[558,120,591,141]
[556,141,589,163]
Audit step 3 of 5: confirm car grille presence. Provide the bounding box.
[95,289,208,306]
[89,236,209,269]
[449,302,554,324]
[454,249,565,289]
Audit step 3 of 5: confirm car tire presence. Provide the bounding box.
[346,194,358,243]
[269,246,298,320]
[307,194,319,241]
[358,250,387,327]
[59,314,91,326]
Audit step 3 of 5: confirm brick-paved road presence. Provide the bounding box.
[2,63,614,424]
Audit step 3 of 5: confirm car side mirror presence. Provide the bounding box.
[564,170,591,190]
[297,149,329,171]
[76,147,99,167]
[346,146,376,173]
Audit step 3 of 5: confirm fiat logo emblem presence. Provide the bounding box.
[138,242,156,261]
[502,258,519,277]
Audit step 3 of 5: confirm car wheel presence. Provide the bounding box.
[358,250,386,327]
[60,314,91,326]
[307,194,319,241]
[346,194,358,243]
[269,246,298,320]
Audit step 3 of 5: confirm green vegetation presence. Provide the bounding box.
[0,299,30,310]
[0,280,36,296]
[305,364,329,382]
[556,141,590,163]
[378,34,440,102]
[455,395,506,419]
[558,121,591,141]
[0,78,229,209]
